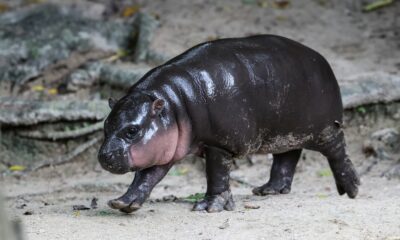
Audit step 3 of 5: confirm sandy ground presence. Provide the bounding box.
[1,0,400,239]
[3,150,400,240]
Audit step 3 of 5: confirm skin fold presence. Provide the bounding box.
[98,34,360,213]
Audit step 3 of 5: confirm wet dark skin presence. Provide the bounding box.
[98,35,360,213]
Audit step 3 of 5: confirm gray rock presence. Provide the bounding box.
[363,128,400,160]
[0,2,140,95]
[340,72,400,109]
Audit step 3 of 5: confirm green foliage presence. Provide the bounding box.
[181,193,205,203]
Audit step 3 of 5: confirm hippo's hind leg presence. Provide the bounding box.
[193,145,235,213]
[316,127,360,198]
[253,149,302,196]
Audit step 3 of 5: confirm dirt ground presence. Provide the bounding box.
[3,147,400,240]
[2,0,400,239]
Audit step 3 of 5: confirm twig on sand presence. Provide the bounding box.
[230,175,256,187]
[31,137,101,171]
[363,0,393,12]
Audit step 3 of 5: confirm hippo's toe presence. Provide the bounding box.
[192,190,235,213]
[108,199,130,209]
[252,181,291,196]
[108,197,142,213]
[332,162,361,199]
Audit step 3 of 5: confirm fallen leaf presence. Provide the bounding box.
[122,5,140,18]
[272,0,290,9]
[105,49,129,62]
[363,0,393,12]
[47,88,58,95]
[9,165,26,171]
[357,106,367,114]
[181,193,205,203]
[168,166,189,176]
[317,194,328,199]
[244,203,260,209]
[0,3,9,13]
[73,211,80,217]
[317,169,333,177]
[258,0,269,8]
[32,85,45,92]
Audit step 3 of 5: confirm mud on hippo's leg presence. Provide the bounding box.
[253,149,302,196]
[193,146,235,213]
[108,163,173,213]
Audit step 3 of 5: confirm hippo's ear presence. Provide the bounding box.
[108,97,117,109]
[151,99,165,116]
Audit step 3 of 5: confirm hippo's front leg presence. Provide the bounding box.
[108,163,173,213]
[193,146,235,213]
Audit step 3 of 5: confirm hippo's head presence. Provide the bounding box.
[98,93,179,174]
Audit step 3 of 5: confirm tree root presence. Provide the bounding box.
[16,121,104,140]
[31,137,101,171]
[0,98,108,126]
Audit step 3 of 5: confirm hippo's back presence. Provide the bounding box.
[137,35,343,155]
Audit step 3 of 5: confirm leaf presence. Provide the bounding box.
[9,165,26,171]
[168,166,189,176]
[122,5,140,18]
[258,0,269,8]
[0,3,9,13]
[47,88,58,95]
[181,193,205,203]
[272,0,291,9]
[317,194,328,199]
[32,85,45,91]
[357,106,367,114]
[317,169,333,177]
[105,49,129,62]
[363,0,393,12]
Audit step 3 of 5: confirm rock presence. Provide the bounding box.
[340,72,400,109]
[363,128,400,160]
[0,2,158,96]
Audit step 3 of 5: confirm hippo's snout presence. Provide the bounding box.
[98,148,131,174]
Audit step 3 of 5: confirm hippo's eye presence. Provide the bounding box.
[124,126,139,140]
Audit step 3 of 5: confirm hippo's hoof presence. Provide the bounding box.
[108,198,142,213]
[252,181,291,196]
[334,163,361,199]
[192,190,235,213]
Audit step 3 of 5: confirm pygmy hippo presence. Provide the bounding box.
[98,35,360,213]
